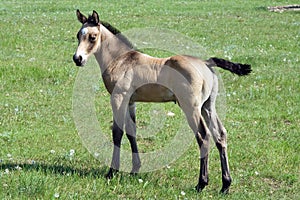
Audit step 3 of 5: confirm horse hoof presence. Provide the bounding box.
[130,166,140,176]
[130,172,138,176]
[105,168,117,179]
[105,171,113,179]
[220,186,230,195]
[195,184,206,192]
[220,177,231,194]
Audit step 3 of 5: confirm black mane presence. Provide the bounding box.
[101,20,135,49]
[101,21,122,35]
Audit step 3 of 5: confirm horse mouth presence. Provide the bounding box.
[75,61,86,67]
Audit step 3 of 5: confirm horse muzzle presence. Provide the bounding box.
[73,54,86,67]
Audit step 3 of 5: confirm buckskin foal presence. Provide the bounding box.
[73,10,251,194]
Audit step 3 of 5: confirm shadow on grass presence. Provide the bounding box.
[0,162,108,178]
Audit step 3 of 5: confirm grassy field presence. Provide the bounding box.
[1,0,299,199]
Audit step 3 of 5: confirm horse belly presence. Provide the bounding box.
[130,84,176,103]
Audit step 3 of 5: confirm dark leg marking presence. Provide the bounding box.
[195,118,210,192]
[106,120,124,179]
[196,156,209,192]
[126,103,141,174]
[216,142,232,194]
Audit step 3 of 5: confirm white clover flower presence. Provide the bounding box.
[69,149,75,156]
[29,57,35,62]
[138,179,143,183]
[4,169,9,174]
[167,111,175,117]
[50,150,55,154]
[54,193,60,198]
[181,191,186,196]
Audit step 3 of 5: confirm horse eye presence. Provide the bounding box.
[89,34,97,42]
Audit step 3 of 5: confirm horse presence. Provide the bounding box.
[72,10,251,194]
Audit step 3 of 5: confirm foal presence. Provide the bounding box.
[73,10,251,194]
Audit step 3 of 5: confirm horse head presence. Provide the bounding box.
[73,10,102,66]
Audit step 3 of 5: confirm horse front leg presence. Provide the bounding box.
[106,120,124,179]
[125,103,141,174]
[106,93,128,179]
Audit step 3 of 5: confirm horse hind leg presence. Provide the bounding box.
[182,104,211,192]
[215,116,232,194]
[195,115,211,192]
[202,99,232,194]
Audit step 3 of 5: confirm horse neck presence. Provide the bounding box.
[95,25,133,74]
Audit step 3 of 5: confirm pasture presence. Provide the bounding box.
[0,0,299,199]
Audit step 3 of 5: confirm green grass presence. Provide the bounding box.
[1,0,299,199]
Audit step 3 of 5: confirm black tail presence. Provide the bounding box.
[207,57,252,76]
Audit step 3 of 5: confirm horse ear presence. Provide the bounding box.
[92,10,100,25]
[76,9,87,24]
